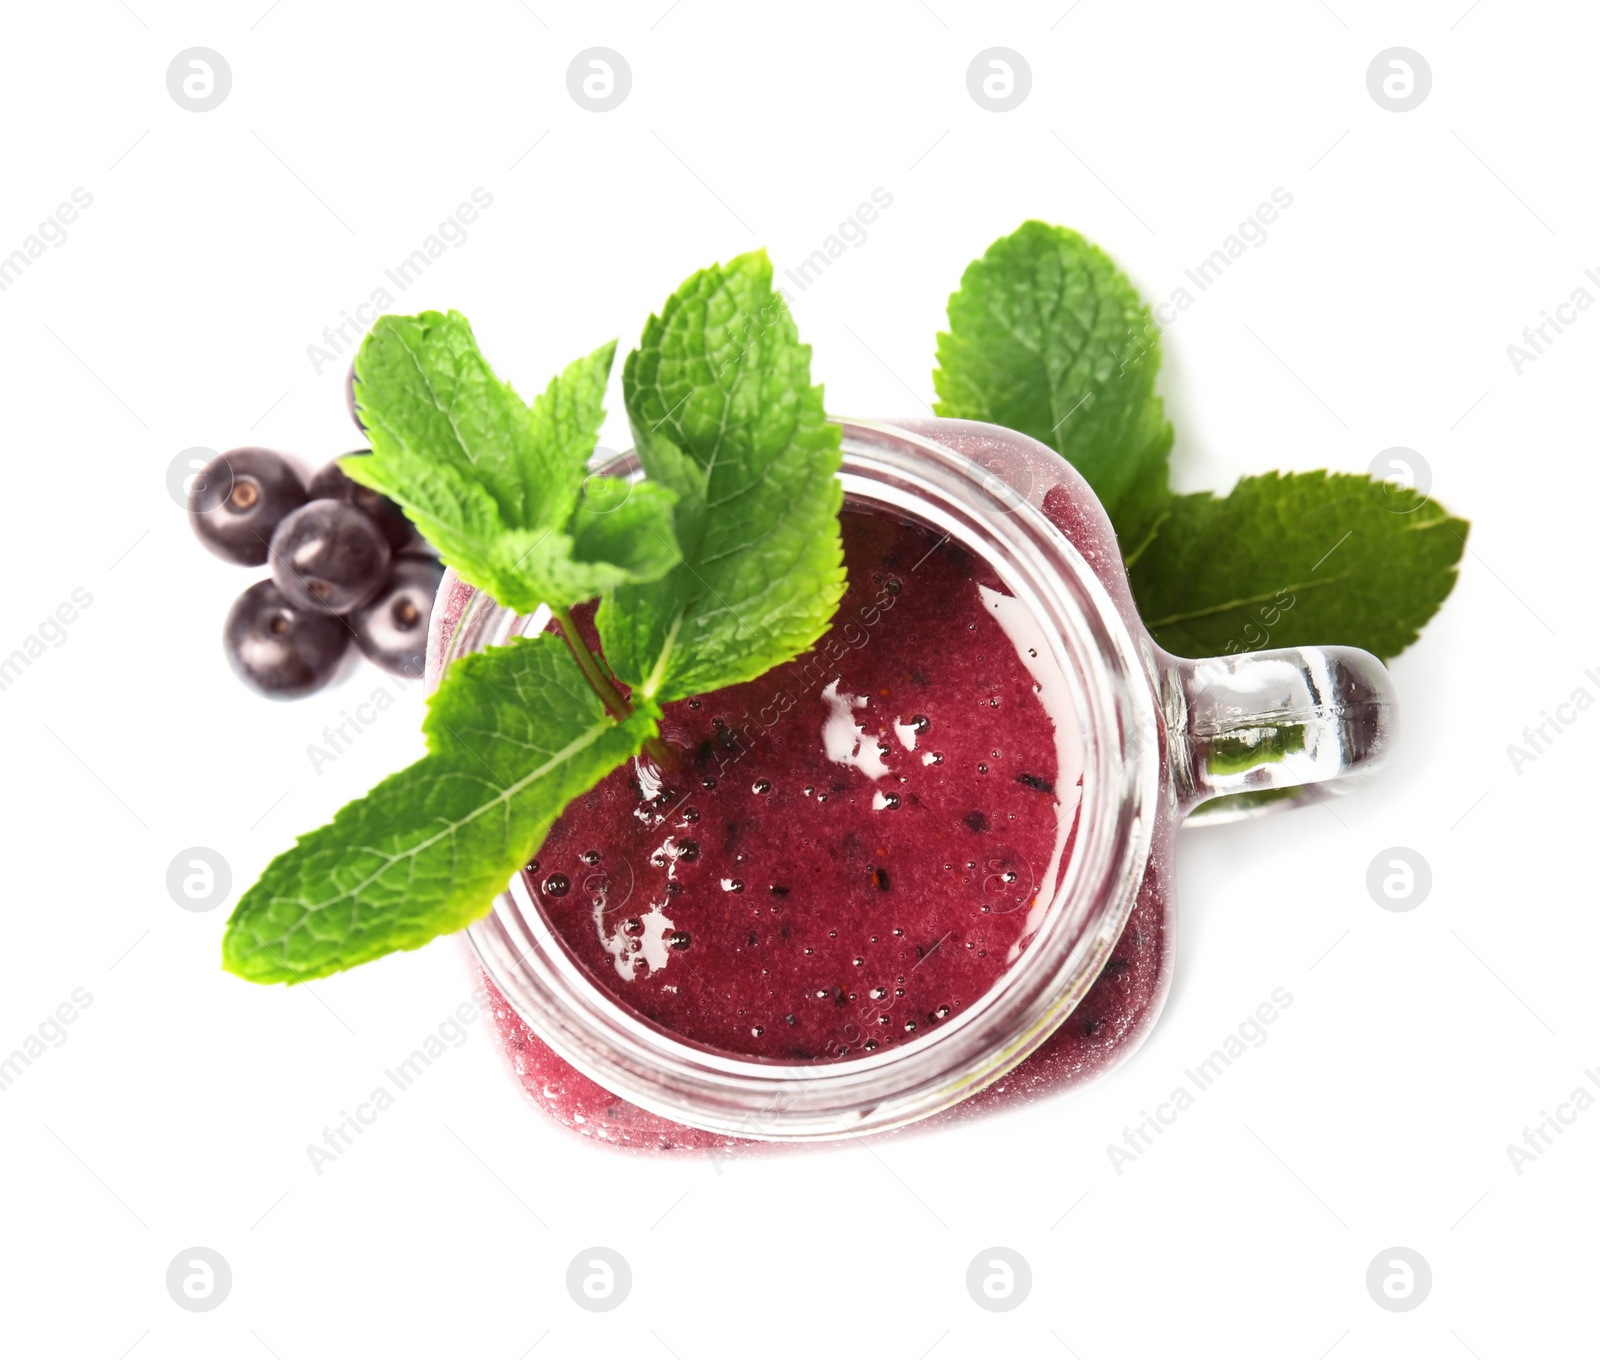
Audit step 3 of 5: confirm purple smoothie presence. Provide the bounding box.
[477,496,1174,1149]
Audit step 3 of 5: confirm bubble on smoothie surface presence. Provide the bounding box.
[893,716,921,750]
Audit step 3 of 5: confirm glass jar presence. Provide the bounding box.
[426,419,1393,1145]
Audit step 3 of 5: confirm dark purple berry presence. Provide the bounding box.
[308,452,413,551]
[269,499,391,615]
[224,579,350,699]
[188,448,307,566]
[347,555,444,679]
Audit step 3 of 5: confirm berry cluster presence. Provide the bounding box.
[189,447,442,698]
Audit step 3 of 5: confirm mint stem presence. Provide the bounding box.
[549,605,679,770]
[549,605,631,720]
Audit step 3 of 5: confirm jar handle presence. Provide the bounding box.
[1172,646,1396,822]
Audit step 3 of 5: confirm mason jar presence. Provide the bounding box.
[426,418,1393,1146]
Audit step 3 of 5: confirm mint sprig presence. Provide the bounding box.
[934,220,1468,661]
[223,257,844,984]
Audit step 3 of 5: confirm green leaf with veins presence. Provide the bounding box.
[1128,471,1469,660]
[346,312,679,614]
[598,250,846,701]
[222,635,660,983]
[933,220,1173,550]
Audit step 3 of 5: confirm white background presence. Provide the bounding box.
[1,1,1594,1356]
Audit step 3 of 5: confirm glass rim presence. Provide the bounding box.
[442,419,1163,1139]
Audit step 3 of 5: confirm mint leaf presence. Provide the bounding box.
[597,250,845,700]
[933,220,1173,547]
[347,312,679,614]
[221,635,660,983]
[1128,472,1468,660]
